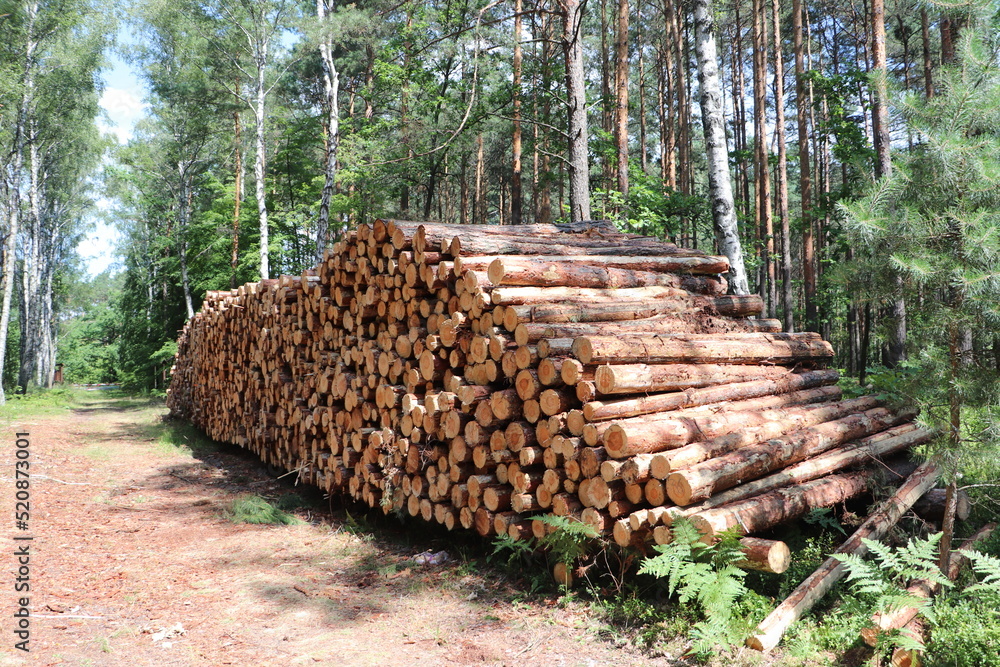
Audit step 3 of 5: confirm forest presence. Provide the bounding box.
[2,0,1000,660]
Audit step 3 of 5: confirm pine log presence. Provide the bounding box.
[666,406,918,506]
[601,386,845,458]
[505,297,760,326]
[584,370,840,422]
[737,538,791,574]
[668,425,935,521]
[746,460,942,652]
[594,363,799,395]
[512,317,783,345]
[690,471,875,539]
[486,256,728,292]
[911,487,971,523]
[656,396,886,472]
[573,332,833,365]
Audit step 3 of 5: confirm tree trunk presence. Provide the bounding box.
[475,134,485,224]
[254,40,270,280]
[231,94,243,289]
[561,0,592,221]
[511,0,523,225]
[921,8,933,98]
[693,0,751,296]
[872,0,890,179]
[316,0,340,258]
[614,0,629,201]
[637,6,647,173]
[753,0,774,314]
[18,124,43,391]
[772,0,793,331]
[1,1,38,404]
[794,0,815,332]
[178,163,195,320]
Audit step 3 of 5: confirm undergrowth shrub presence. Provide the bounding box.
[924,599,1000,667]
[226,494,304,525]
[835,532,1000,663]
[638,518,765,657]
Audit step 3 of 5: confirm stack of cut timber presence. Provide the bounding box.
[167,220,934,569]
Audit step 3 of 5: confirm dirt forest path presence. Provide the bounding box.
[0,391,686,667]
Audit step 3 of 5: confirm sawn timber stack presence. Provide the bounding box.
[167,220,932,559]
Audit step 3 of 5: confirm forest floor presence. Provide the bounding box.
[0,390,805,667]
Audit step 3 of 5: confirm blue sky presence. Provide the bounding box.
[81,42,147,277]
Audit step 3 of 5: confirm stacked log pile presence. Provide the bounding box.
[167,220,935,567]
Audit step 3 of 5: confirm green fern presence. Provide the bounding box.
[959,549,1000,604]
[835,533,953,632]
[490,532,534,568]
[638,518,752,654]
[535,514,599,565]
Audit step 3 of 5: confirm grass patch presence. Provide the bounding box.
[81,444,114,460]
[225,494,304,525]
[0,386,80,419]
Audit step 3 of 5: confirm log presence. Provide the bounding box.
[737,537,792,574]
[690,471,875,539]
[656,396,886,472]
[583,370,840,422]
[667,426,936,521]
[486,256,728,292]
[746,460,942,652]
[601,386,845,458]
[911,487,971,523]
[512,316,783,345]
[573,332,834,365]
[665,406,917,505]
[594,363,799,395]
[486,254,731,283]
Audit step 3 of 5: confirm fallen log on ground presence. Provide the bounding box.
[746,460,942,652]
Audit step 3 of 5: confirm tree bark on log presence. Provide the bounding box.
[584,370,839,422]
[573,332,833,365]
[594,363,798,395]
[668,426,934,520]
[666,406,918,505]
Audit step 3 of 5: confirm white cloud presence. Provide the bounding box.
[99,87,146,143]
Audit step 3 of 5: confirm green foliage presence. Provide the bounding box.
[925,598,1000,667]
[832,534,1000,663]
[602,169,711,242]
[535,514,599,566]
[490,532,534,569]
[803,507,847,536]
[225,494,304,526]
[960,548,1000,605]
[835,534,950,627]
[638,518,757,655]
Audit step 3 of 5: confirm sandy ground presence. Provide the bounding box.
[0,392,706,667]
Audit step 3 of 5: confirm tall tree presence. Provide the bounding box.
[315,0,340,254]
[559,0,591,221]
[614,0,629,201]
[203,0,295,280]
[511,0,524,224]
[772,0,793,330]
[752,0,775,314]
[692,0,750,294]
[793,0,816,331]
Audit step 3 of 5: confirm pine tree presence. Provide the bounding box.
[842,9,1000,570]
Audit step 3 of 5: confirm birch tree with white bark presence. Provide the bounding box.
[692,0,750,295]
